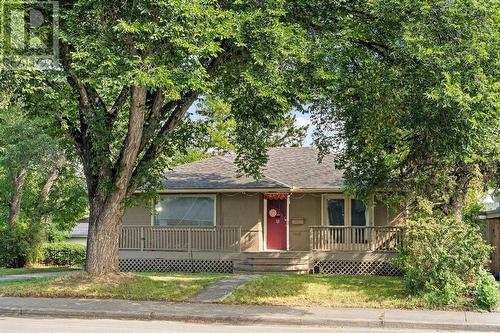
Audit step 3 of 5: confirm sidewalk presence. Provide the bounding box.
[0,296,498,331]
[0,271,76,282]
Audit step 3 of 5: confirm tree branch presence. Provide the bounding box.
[139,89,164,152]
[108,86,130,117]
[36,153,66,215]
[129,44,238,193]
[354,40,395,64]
[112,86,147,191]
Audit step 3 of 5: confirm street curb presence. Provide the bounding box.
[0,307,498,332]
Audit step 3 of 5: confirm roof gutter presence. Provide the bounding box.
[156,188,291,194]
[154,187,344,194]
[291,187,343,193]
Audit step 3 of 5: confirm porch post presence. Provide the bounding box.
[188,227,192,252]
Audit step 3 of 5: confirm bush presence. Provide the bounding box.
[0,222,40,268]
[473,269,499,310]
[42,242,86,267]
[394,216,498,310]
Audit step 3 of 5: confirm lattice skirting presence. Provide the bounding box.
[313,260,402,276]
[119,258,233,273]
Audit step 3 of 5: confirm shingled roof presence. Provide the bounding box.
[161,147,344,191]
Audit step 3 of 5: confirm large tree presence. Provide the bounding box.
[307,0,499,219]
[16,0,314,275]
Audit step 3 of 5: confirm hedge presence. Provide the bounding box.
[42,242,86,267]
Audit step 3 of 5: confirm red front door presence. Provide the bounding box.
[266,199,287,250]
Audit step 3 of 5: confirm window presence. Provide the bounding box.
[154,195,215,227]
[323,195,371,227]
[327,198,345,226]
[351,199,368,226]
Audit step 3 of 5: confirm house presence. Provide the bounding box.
[119,147,404,274]
[68,220,88,245]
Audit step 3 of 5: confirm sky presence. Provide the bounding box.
[188,103,314,146]
[293,110,314,146]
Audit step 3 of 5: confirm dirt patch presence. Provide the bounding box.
[52,272,137,289]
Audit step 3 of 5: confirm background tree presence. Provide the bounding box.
[0,99,87,267]
[170,97,309,165]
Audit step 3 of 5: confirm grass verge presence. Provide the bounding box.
[224,274,431,309]
[0,272,228,302]
[0,266,81,276]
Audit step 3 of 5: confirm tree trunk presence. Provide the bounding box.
[450,194,465,222]
[37,154,65,212]
[84,86,147,275]
[85,191,127,275]
[448,164,473,222]
[8,169,27,226]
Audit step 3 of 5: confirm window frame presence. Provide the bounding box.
[152,194,217,227]
[321,194,373,227]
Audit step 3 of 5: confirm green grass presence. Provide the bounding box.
[224,274,430,309]
[0,266,81,276]
[0,272,228,302]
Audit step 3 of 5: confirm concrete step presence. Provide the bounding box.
[234,265,310,274]
[234,263,311,273]
[244,258,310,265]
[242,252,312,259]
[237,262,310,269]
[236,253,313,274]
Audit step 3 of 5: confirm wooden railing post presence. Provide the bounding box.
[188,227,192,252]
[140,227,144,252]
[370,227,376,251]
[309,227,313,251]
[238,226,242,253]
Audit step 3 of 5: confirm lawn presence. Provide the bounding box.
[0,266,81,276]
[224,274,430,309]
[0,272,228,302]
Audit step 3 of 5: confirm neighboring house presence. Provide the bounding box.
[119,147,404,274]
[479,208,500,278]
[69,220,88,245]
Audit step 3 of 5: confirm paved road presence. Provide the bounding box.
[0,317,481,333]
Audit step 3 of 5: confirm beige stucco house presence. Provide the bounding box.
[119,147,404,274]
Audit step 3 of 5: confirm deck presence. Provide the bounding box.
[118,225,403,274]
[119,225,402,254]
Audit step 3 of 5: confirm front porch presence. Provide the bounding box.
[119,225,403,274]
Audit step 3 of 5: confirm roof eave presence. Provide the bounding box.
[291,187,344,193]
[156,187,291,194]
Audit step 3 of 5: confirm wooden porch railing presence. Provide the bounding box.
[309,226,402,252]
[120,226,242,252]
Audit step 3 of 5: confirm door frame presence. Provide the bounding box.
[263,196,290,251]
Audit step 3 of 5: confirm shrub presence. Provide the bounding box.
[42,242,86,267]
[0,222,40,268]
[394,216,498,310]
[473,269,499,310]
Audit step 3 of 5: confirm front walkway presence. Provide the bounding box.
[0,271,76,282]
[188,274,258,302]
[0,296,498,332]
